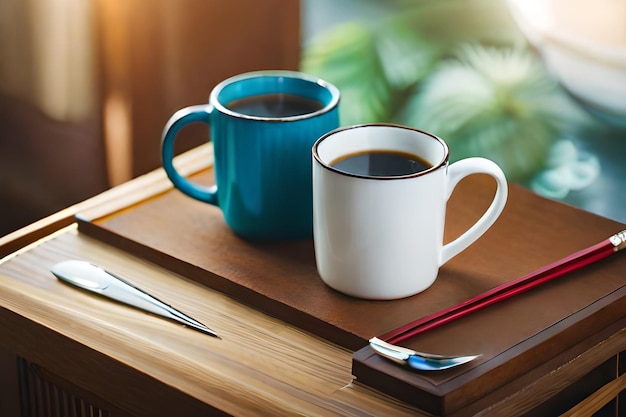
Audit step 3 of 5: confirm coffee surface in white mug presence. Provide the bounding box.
[330,150,432,177]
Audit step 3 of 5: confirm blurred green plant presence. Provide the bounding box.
[301,0,592,183]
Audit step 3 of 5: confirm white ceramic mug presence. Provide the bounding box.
[312,124,508,300]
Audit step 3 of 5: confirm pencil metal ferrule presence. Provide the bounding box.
[609,230,626,251]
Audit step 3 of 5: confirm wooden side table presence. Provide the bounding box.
[0,144,624,416]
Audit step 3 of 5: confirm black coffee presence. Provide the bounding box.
[226,93,324,118]
[330,150,432,177]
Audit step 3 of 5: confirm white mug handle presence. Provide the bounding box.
[440,157,508,265]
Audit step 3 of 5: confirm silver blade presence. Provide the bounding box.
[52,260,219,338]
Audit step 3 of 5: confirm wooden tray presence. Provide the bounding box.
[76,163,626,415]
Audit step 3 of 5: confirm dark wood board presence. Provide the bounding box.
[353,289,626,416]
[76,165,626,415]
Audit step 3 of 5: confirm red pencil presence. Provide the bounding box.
[381,230,626,345]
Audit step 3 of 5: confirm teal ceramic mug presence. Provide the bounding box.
[161,70,340,239]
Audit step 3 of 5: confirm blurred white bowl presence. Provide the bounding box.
[507,0,626,120]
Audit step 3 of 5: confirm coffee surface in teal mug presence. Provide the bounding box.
[161,71,340,239]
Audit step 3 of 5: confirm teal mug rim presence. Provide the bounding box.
[210,70,340,122]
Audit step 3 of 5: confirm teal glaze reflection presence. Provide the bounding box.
[161,71,340,240]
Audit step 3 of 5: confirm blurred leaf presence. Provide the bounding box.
[398,44,588,181]
[375,18,439,90]
[300,0,596,183]
[530,139,601,199]
[398,0,525,47]
[302,22,393,125]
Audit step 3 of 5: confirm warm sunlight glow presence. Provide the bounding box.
[508,0,626,47]
[104,93,133,186]
[507,0,553,33]
[551,0,626,47]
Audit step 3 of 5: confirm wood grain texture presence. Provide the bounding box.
[76,165,626,351]
[68,143,626,415]
[0,142,212,259]
[454,323,626,416]
[0,227,421,416]
[559,371,626,417]
[2,143,625,416]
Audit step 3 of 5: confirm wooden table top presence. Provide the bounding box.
[0,144,423,416]
[0,143,624,417]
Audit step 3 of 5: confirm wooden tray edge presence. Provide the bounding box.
[351,285,626,415]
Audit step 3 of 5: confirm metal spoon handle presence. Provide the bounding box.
[369,337,479,371]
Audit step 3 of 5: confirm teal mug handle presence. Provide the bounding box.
[161,104,218,206]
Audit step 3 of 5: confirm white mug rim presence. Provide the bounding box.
[312,123,450,180]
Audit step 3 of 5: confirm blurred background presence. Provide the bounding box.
[1,0,625,236]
